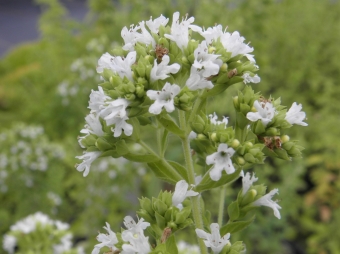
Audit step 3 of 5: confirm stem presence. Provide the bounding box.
[188,96,204,125]
[218,185,226,226]
[178,110,208,254]
[139,140,183,181]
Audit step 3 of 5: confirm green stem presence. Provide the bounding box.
[139,140,183,181]
[218,185,226,226]
[178,110,208,254]
[188,96,204,125]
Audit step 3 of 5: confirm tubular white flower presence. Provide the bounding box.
[186,67,214,91]
[78,113,104,147]
[146,15,169,33]
[252,189,281,219]
[241,172,258,196]
[192,41,222,77]
[100,98,130,124]
[96,51,136,81]
[110,116,133,137]
[172,180,199,210]
[75,151,102,177]
[206,143,236,181]
[242,73,261,84]
[165,12,195,50]
[150,55,180,82]
[92,222,119,254]
[121,24,142,51]
[121,216,151,254]
[146,82,180,114]
[285,102,308,126]
[190,24,223,45]
[138,21,156,47]
[246,100,275,126]
[209,112,228,127]
[88,86,110,114]
[10,212,54,234]
[220,31,254,60]
[195,223,230,254]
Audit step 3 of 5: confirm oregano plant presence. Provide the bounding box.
[75,12,307,254]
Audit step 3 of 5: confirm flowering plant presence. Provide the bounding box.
[76,12,307,254]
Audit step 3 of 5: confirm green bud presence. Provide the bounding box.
[110,75,122,87]
[233,96,239,109]
[136,85,145,98]
[237,156,246,165]
[167,221,178,230]
[210,132,218,142]
[220,63,228,72]
[181,56,189,64]
[208,46,216,54]
[281,135,290,143]
[265,127,279,136]
[244,141,253,148]
[244,153,256,163]
[231,139,240,149]
[95,137,113,151]
[158,37,170,49]
[139,197,154,217]
[154,200,168,216]
[197,134,207,140]
[241,189,257,206]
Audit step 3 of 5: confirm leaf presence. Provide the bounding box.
[156,115,185,138]
[165,235,178,254]
[195,168,242,192]
[123,153,159,162]
[147,161,183,184]
[227,201,240,221]
[220,215,255,235]
[160,129,169,156]
[168,160,189,182]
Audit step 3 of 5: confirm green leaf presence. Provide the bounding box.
[123,153,159,162]
[160,129,169,156]
[156,115,185,138]
[195,168,242,192]
[227,201,240,221]
[147,161,183,184]
[155,211,166,229]
[168,161,189,182]
[115,140,129,156]
[165,235,178,254]
[220,215,255,235]
[175,206,191,224]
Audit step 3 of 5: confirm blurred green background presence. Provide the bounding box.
[1,0,340,253]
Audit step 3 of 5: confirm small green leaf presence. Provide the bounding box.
[227,201,240,221]
[165,235,178,254]
[195,168,242,192]
[156,115,185,138]
[155,211,166,229]
[147,161,182,184]
[123,153,159,162]
[168,161,189,182]
[220,215,255,235]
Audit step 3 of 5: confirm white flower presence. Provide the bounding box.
[121,24,142,51]
[150,55,180,82]
[121,231,151,254]
[195,223,230,254]
[53,233,73,254]
[209,112,228,127]
[110,116,133,137]
[242,73,261,84]
[146,82,180,114]
[55,220,69,231]
[123,216,150,236]
[192,41,222,77]
[220,31,254,60]
[206,143,236,181]
[285,102,308,126]
[3,234,16,254]
[190,24,223,45]
[121,216,151,254]
[76,151,102,177]
[165,12,195,50]
[177,241,200,254]
[96,51,136,81]
[146,15,169,33]
[172,180,199,210]
[252,189,281,219]
[246,100,275,126]
[138,21,156,47]
[10,212,53,234]
[188,131,197,140]
[78,113,104,148]
[88,86,110,114]
[92,222,119,254]
[186,67,214,91]
[241,172,258,196]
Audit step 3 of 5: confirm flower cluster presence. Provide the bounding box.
[3,212,83,254]
[76,11,261,177]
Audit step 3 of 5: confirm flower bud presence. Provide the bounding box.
[233,96,239,109]
[210,132,218,142]
[281,135,290,143]
[241,189,257,206]
[231,139,240,148]
[220,63,228,72]
[237,156,246,165]
[197,134,207,140]
[208,46,216,54]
